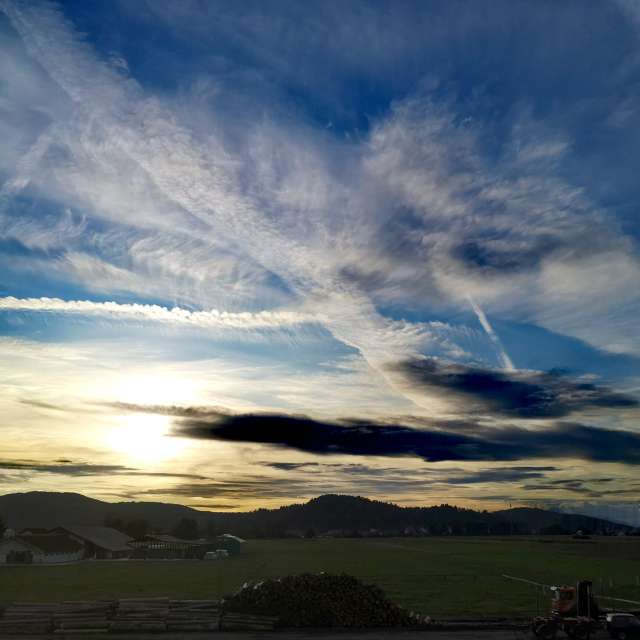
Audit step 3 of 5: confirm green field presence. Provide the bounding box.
[2,537,640,616]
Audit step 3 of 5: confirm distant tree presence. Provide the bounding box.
[172,517,199,540]
[0,515,5,536]
[104,514,125,532]
[540,524,570,535]
[124,518,150,539]
[304,527,316,539]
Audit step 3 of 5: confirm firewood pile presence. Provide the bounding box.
[222,572,420,628]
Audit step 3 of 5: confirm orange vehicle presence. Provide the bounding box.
[532,580,599,640]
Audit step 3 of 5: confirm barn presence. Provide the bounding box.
[214,533,245,556]
[52,525,132,559]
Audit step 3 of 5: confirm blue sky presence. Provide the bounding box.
[1,0,640,522]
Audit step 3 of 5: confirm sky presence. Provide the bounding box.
[1,0,640,523]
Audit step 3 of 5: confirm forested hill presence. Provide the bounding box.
[0,492,630,537]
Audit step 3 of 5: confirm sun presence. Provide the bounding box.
[105,413,188,463]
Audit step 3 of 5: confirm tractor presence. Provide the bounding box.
[532,580,600,640]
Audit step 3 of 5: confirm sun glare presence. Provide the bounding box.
[105,413,188,463]
[111,372,201,407]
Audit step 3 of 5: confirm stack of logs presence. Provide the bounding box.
[110,597,225,633]
[53,601,112,634]
[219,612,279,631]
[110,598,169,633]
[0,598,278,634]
[167,599,221,632]
[0,601,113,635]
[0,603,56,635]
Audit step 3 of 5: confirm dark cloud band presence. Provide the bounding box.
[393,358,638,418]
[164,409,640,465]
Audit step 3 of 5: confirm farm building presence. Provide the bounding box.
[129,533,245,559]
[0,534,83,564]
[52,525,132,559]
[215,533,245,556]
[129,534,204,559]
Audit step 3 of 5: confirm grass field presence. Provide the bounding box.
[2,537,640,616]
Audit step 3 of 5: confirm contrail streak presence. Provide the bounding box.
[467,296,515,371]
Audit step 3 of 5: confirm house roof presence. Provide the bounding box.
[0,538,42,554]
[55,526,132,552]
[218,533,245,543]
[19,527,50,535]
[18,534,83,554]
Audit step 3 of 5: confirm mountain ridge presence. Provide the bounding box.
[0,491,630,537]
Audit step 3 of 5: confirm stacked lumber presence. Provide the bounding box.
[432,617,529,631]
[219,612,278,631]
[223,572,414,628]
[0,600,114,635]
[53,601,112,634]
[110,598,168,633]
[166,599,220,632]
[0,602,56,635]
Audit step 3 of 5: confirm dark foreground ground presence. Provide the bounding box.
[0,631,611,640]
[0,633,534,640]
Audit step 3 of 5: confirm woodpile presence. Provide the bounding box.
[0,581,426,633]
[166,599,220,632]
[0,598,223,634]
[53,601,112,634]
[222,572,416,628]
[0,603,56,635]
[110,597,222,633]
[219,612,278,631]
[0,601,113,634]
[110,597,168,633]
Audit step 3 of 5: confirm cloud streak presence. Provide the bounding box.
[0,296,312,331]
[0,459,208,479]
[467,297,514,371]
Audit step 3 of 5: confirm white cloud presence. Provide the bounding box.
[0,295,312,330]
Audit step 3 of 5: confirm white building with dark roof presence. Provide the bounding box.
[0,534,84,564]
